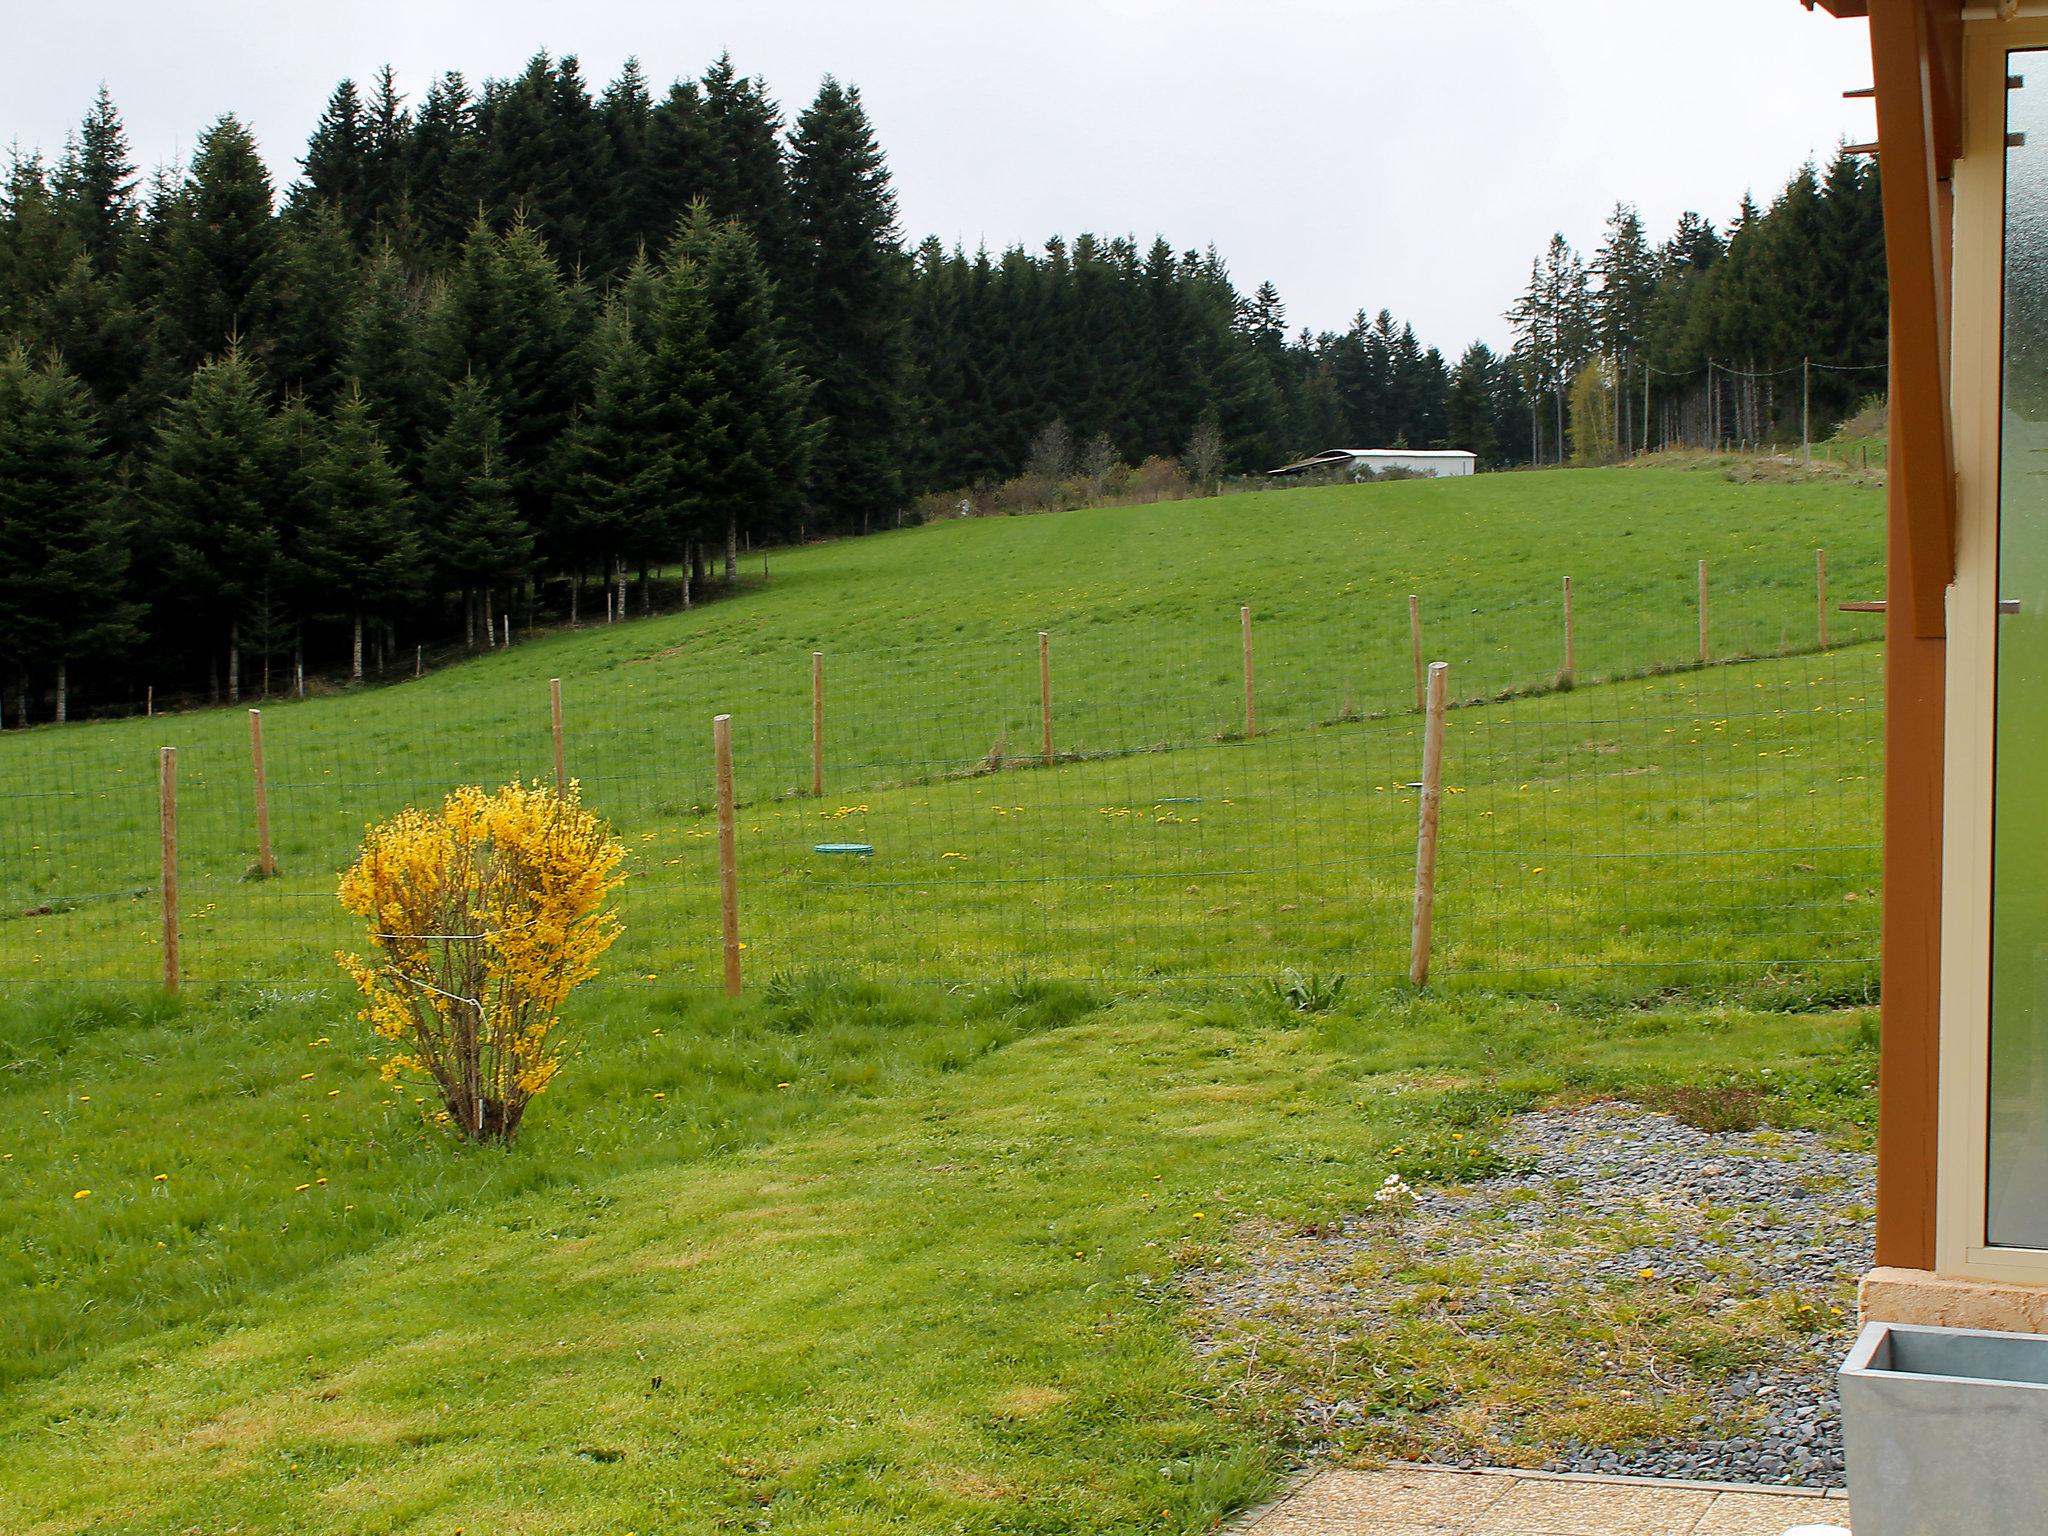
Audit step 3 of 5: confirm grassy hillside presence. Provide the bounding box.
[0,465,1883,991]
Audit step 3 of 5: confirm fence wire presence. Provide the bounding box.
[0,553,1883,1002]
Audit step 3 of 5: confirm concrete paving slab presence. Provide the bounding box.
[1236,1466,1851,1536]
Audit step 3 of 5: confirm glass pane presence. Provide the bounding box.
[1989,50,2048,1249]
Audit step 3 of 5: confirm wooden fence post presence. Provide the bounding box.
[1039,632,1054,765]
[1697,559,1710,663]
[1816,548,1830,651]
[549,678,566,795]
[1410,662,1449,988]
[159,746,180,994]
[1240,606,1257,738]
[248,709,275,878]
[1409,594,1424,712]
[714,714,742,997]
[811,652,825,797]
[1561,575,1575,684]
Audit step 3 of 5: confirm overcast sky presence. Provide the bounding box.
[7,0,1874,353]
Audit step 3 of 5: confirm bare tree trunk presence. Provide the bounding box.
[682,553,692,611]
[15,670,28,727]
[465,591,476,649]
[640,563,651,614]
[294,642,304,699]
[228,623,240,705]
[351,614,365,682]
[485,588,495,649]
[55,662,66,724]
[726,515,738,584]
[614,557,627,620]
[568,574,579,627]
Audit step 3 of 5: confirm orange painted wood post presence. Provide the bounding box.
[550,678,566,795]
[1241,605,1257,738]
[1409,594,1424,711]
[248,708,275,878]
[1409,662,1449,988]
[714,714,742,997]
[1039,632,1054,765]
[1561,576,1576,684]
[1697,559,1710,663]
[1816,548,1830,651]
[159,746,180,993]
[811,652,825,797]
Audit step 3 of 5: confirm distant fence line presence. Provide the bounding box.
[0,548,1884,1000]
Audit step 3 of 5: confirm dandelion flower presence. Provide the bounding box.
[153,1173,167,1182]
[72,1189,90,1200]
[295,1183,311,1193]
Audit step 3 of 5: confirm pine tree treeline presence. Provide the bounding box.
[1507,152,1888,465]
[0,54,1888,722]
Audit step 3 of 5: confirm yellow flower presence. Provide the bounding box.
[72,1189,90,1200]
[153,1173,168,1182]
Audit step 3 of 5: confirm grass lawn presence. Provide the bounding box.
[3,978,1873,1534]
[0,462,1887,1531]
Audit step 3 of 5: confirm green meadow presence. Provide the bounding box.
[0,463,1883,992]
[1,462,1888,1532]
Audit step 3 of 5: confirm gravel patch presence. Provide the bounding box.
[1189,1100,1873,1488]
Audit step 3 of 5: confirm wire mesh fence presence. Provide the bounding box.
[0,547,1884,1001]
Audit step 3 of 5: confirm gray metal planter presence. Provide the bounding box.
[1842,1318,2048,1535]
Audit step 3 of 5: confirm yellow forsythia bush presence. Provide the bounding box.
[337,782,626,1143]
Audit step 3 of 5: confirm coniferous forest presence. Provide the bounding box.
[0,52,1889,720]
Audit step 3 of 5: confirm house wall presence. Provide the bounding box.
[1349,454,1475,480]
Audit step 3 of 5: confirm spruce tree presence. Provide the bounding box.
[345,246,433,465]
[363,66,412,237]
[0,347,137,723]
[0,153,81,335]
[789,77,912,530]
[156,116,280,375]
[405,72,484,257]
[420,373,531,642]
[300,389,420,678]
[31,252,152,455]
[698,55,797,284]
[433,214,590,544]
[669,205,813,575]
[302,79,370,238]
[600,59,657,273]
[560,299,667,611]
[479,53,614,274]
[644,247,721,592]
[273,201,362,405]
[142,347,284,700]
[1445,342,1501,466]
[53,87,137,277]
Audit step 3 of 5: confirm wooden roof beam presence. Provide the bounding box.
[1869,0,1962,638]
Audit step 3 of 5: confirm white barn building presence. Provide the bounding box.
[1267,447,1477,481]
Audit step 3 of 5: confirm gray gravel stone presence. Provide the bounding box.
[1187,1101,1872,1488]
